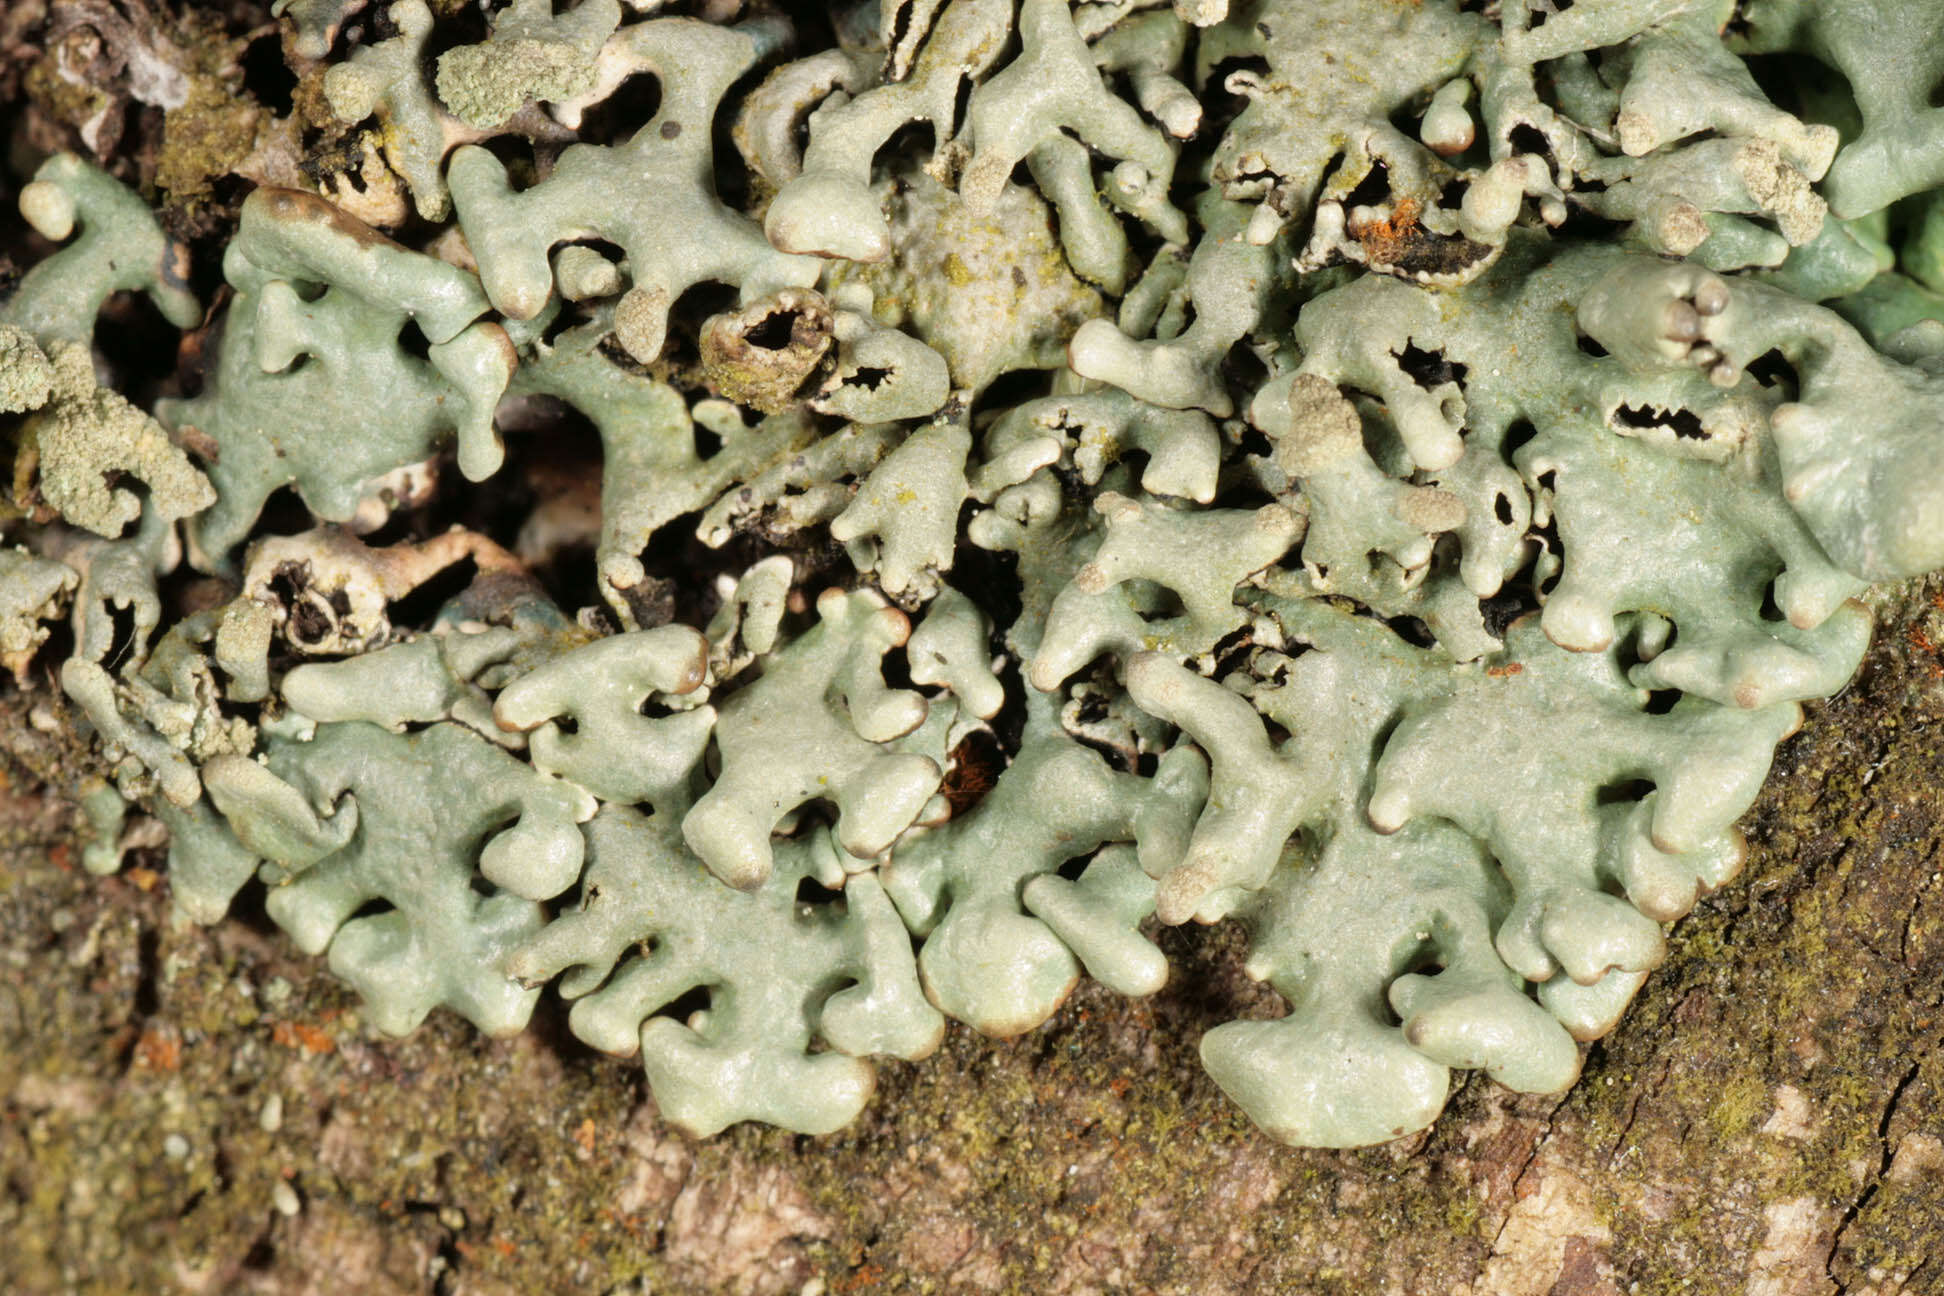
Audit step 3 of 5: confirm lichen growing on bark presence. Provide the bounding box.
[4,0,1944,1190]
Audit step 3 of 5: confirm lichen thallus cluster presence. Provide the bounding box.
[5,0,1944,1147]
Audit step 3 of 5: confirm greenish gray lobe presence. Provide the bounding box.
[952,0,1186,245]
[1066,193,1282,415]
[762,0,1014,263]
[881,689,1205,1037]
[808,313,951,425]
[491,624,716,806]
[904,587,1006,720]
[1,153,201,346]
[680,587,942,890]
[1029,489,1304,690]
[509,806,944,1137]
[220,719,593,1037]
[976,390,1223,504]
[156,187,512,564]
[36,509,171,667]
[829,412,969,601]
[445,18,820,361]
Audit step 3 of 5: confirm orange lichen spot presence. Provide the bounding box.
[572,1117,597,1155]
[135,1026,181,1071]
[1909,624,1944,676]
[271,1019,337,1054]
[837,1263,887,1293]
[126,866,161,892]
[1346,197,1423,264]
[1485,662,1525,678]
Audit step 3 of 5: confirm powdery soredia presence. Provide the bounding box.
[5,0,1944,1149]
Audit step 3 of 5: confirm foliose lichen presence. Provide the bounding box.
[5,0,1944,1149]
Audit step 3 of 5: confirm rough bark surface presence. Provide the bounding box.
[3,579,1942,1296]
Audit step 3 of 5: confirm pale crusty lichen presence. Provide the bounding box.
[823,165,1109,393]
[434,0,621,129]
[0,325,56,416]
[0,545,77,681]
[15,341,214,538]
